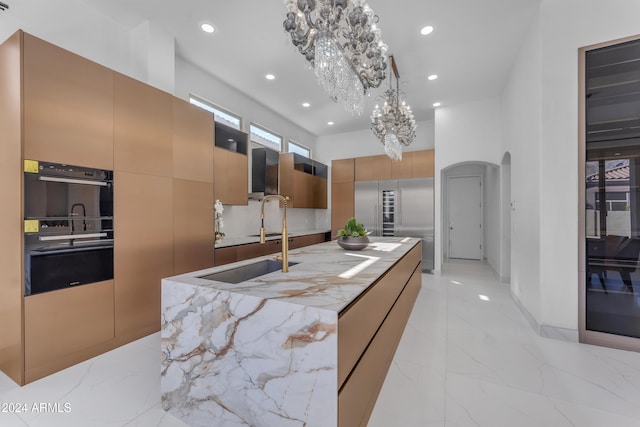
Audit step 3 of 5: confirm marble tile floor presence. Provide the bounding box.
[1,259,640,426]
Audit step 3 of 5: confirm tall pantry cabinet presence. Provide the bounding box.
[0,30,214,385]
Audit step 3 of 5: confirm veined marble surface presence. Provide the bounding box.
[175,237,419,312]
[161,237,420,427]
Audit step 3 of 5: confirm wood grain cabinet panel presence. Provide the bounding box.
[331,182,354,237]
[293,170,314,208]
[214,246,238,267]
[332,159,355,184]
[313,175,328,209]
[371,155,392,180]
[391,151,413,179]
[114,172,173,343]
[338,263,421,427]
[0,31,24,385]
[114,73,173,177]
[173,98,214,183]
[24,280,115,383]
[23,33,114,170]
[338,243,421,387]
[354,156,373,181]
[214,147,248,205]
[173,179,214,275]
[411,149,434,177]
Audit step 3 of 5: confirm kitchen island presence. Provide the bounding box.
[161,237,422,427]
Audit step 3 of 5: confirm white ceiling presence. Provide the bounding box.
[12,0,541,137]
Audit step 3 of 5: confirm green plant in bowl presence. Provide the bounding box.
[336,217,369,250]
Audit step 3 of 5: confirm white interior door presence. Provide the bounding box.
[448,176,483,260]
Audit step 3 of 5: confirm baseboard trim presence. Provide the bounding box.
[510,290,578,343]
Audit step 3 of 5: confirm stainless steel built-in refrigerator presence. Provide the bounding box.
[355,178,434,271]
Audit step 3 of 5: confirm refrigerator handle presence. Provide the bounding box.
[397,187,402,226]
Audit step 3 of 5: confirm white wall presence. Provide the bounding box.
[503,0,640,332]
[484,164,501,273]
[0,1,131,79]
[434,98,503,270]
[502,12,542,323]
[314,120,434,165]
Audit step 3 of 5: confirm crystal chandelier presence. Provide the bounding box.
[283,0,388,114]
[371,56,417,161]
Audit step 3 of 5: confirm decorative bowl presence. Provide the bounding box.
[337,236,370,251]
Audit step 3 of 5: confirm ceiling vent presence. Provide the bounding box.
[0,2,8,11]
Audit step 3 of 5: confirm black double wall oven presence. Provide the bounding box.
[24,160,114,296]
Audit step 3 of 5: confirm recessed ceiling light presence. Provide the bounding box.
[227,138,234,142]
[200,23,215,34]
[478,294,490,301]
[265,74,276,80]
[428,74,438,81]
[327,121,334,126]
[302,102,311,108]
[433,102,441,107]
[420,26,434,35]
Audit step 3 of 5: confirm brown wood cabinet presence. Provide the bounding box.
[214,147,248,205]
[338,242,422,427]
[23,33,114,170]
[214,233,328,266]
[173,179,214,275]
[391,152,413,179]
[0,32,26,385]
[0,30,216,385]
[332,158,354,184]
[293,170,314,208]
[279,153,328,209]
[114,73,173,177]
[114,172,174,343]
[24,280,115,383]
[173,98,214,183]
[331,182,354,237]
[411,150,435,177]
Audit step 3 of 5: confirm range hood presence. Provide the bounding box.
[250,147,279,200]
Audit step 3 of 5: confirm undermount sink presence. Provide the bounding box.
[199,259,299,284]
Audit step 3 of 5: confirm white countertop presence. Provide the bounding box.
[166,236,420,312]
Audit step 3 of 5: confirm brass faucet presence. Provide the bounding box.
[260,195,289,272]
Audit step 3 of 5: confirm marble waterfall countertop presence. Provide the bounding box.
[214,229,331,248]
[161,237,420,427]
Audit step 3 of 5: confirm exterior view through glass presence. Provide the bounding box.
[585,39,640,338]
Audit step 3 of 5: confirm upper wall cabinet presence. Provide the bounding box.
[279,153,328,209]
[114,73,173,177]
[213,123,248,205]
[172,98,214,183]
[23,33,114,170]
[353,150,434,181]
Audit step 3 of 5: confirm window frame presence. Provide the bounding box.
[249,122,283,152]
[189,94,242,130]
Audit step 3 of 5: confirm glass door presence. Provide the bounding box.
[583,38,640,343]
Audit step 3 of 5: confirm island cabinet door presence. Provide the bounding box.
[338,262,421,427]
[337,242,422,426]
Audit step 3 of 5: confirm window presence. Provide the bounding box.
[250,123,282,151]
[288,140,311,158]
[189,95,241,130]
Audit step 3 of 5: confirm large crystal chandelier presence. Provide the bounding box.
[283,0,388,114]
[371,56,417,161]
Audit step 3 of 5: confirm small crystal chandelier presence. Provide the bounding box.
[283,0,388,114]
[371,56,417,161]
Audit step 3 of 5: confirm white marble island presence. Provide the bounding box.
[161,237,422,427]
